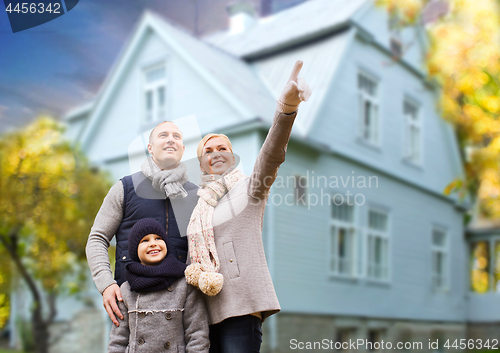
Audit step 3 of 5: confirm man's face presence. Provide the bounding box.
[147,122,185,170]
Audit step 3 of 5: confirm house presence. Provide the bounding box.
[465,217,500,342]
[12,0,497,351]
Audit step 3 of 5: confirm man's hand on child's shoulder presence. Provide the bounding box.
[103,283,124,326]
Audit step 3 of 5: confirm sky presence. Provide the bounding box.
[0,0,309,132]
[0,0,296,132]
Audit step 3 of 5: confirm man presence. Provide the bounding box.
[86,121,199,327]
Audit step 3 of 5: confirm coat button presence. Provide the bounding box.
[122,256,126,260]
[167,286,173,292]
[138,312,146,319]
[178,255,182,259]
[164,341,171,349]
[165,312,172,320]
[229,259,233,263]
[138,338,145,345]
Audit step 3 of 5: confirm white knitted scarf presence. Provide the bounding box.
[185,167,244,295]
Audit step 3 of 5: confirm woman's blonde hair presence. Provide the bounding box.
[197,133,233,161]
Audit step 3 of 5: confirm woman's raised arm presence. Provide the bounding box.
[248,61,311,200]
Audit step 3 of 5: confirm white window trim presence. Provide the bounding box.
[431,226,449,292]
[328,196,359,278]
[142,62,168,124]
[403,98,422,166]
[293,174,307,206]
[366,208,391,283]
[358,71,380,147]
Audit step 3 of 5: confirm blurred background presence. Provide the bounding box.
[1,0,500,352]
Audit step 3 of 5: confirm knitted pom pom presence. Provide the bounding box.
[199,272,223,296]
[185,263,203,288]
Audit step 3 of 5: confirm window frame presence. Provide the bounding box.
[468,234,500,293]
[293,174,307,206]
[403,98,422,165]
[366,207,391,282]
[431,226,449,292]
[357,71,380,146]
[142,62,168,124]
[328,194,359,278]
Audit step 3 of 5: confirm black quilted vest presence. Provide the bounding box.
[114,172,199,286]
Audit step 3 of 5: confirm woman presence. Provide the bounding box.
[185,60,311,353]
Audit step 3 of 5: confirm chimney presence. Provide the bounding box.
[261,0,272,16]
[226,1,257,34]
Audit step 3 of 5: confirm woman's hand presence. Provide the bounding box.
[278,60,311,107]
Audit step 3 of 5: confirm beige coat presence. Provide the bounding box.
[203,109,297,325]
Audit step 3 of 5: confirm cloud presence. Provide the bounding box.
[0,106,8,120]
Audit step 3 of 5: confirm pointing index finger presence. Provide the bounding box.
[287,60,303,83]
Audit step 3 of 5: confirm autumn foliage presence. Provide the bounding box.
[0,117,110,353]
[379,0,500,218]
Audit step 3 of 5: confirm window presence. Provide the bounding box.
[495,241,500,292]
[430,331,446,353]
[470,239,500,293]
[432,228,448,291]
[470,241,490,293]
[388,12,403,57]
[358,72,379,145]
[329,195,357,277]
[143,64,167,123]
[404,100,421,164]
[336,329,356,351]
[367,330,386,352]
[389,19,403,58]
[367,209,389,280]
[293,175,307,206]
[390,37,403,57]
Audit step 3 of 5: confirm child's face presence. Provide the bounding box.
[137,233,167,266]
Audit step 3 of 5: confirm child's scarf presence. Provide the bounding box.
[125,254,187,293]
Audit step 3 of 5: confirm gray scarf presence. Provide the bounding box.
[141,157,188,199]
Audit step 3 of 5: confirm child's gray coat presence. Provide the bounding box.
[108,278,209,353]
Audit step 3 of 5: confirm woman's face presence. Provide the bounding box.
[200,137,235,175]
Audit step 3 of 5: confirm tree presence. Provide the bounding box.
[378,0,500,218]
[0,117,111,353]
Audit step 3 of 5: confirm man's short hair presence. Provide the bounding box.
[149,121,181,143]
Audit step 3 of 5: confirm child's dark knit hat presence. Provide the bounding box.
[128,218,167,262]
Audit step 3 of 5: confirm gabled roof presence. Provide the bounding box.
[65,1,466,207]
[204,0,368,58]
[149,12,277,122]
[77,11,277,150]
[65,100,94,122]
[71,0,374,148]
[250,28,354,135]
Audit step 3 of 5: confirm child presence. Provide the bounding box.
[108,218,209,353]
